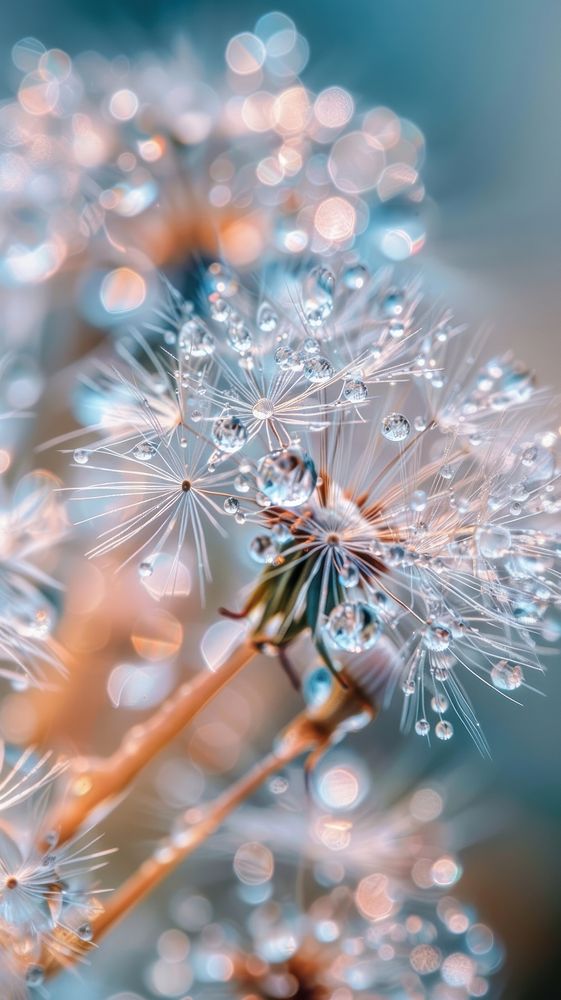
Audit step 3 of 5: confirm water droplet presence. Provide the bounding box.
[304,267,335,326]
[440,463,454,480]
[20,608,51,639]
[25,966,45,988]
[223,496,239,514]
[133,441,157,462]
[431,693,449,713]
[303,665,333,707]
[212,415,248,453]
[381,412,410,442]
[228,322,252,355]
[74,448,90,465]
[206,262,238,297]
[475,525,511,559]
[511,482,529,502]
[491,660,523,691]
[388,319,405,339]
[512,598,542,625]
[489,359,535,408]
[303,356,334,384]
[235,473,251,493]
[302,336,321,355]
[233,841,274,885]
[209,296,230,323]
[342,378,367,402]
[138,560,153,578]
[256,446,317,507]
[381,289,405,318]
[410,489,427,512]
[338,560,360,588]
[327,602,381,652]
[269,776,289,794]
[272,522,292,545]
[257,302,278,333]
[414,416,427,432]
[435,720,454,741]
[424,622,452,652]
[249,535,277,563]
[179,316,215,358]
[415,718,430,736]
[252,397,275,420]
[274,346,302,371]
[343,264,368,290]
[77,922,93,941]
[520,444,555,482]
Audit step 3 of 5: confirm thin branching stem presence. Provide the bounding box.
[47,640,256,845]
[44,713,329,978]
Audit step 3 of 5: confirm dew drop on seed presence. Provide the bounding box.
[178,316,215,358]
[228,323,252,355]
[388,319,405,339]
[381,412,410,442]
[491,660,523,691]
[257,302,278,333]
[342,378,368,402]
[209,296,230,323]
[249,535,277,564]
[133,441,157,462]
[303,336,321,355]
[25,966,44,988]
[381,288,405,318]
[304,267,335,326]
[303,665,333,707]
[338,560,360,588]
[343,264,367,290]
[431,693,449,713]
[212,415,248,453]
[303,356,334,384]
[234,473,251,493]
[410,490,427,512]
[256,446,317,507]
[327,602,381,652]
[435,720,454,741]
[475,525,511,559]
[424,622,452,652]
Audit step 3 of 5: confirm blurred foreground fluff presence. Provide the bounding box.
[0,9,558,1000]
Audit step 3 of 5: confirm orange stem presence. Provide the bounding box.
[48,640,255,845]
[92,714,322,940]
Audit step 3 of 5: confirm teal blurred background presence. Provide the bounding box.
[3,1,561,996]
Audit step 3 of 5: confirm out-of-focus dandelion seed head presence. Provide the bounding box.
[0,15,425,324]
[0,747,112,993]
[0,471,65,690]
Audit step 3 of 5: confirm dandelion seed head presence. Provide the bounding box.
[0,748,111,990]
[63,256,561,749]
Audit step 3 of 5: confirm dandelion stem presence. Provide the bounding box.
[44,676,375,979]
[44,713,329,977]
[91,714,323,940]
[48,639,256,845]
